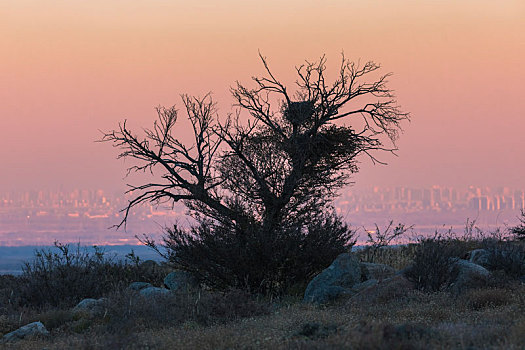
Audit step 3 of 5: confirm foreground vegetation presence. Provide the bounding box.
[2,283,525,349]
[1,225,524,349]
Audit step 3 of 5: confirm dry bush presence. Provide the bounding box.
[0,274,22,314]
[357,245,417,270]
[510,209,525,241]
[17,242,165,308]
[154,213,354,296]
[360,221,412,263]
[404,234,466,292]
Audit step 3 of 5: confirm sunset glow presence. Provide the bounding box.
[1,0,524,190]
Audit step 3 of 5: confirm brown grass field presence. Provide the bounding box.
[1,240,524,349]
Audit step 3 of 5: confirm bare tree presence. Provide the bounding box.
[102,54,409,293]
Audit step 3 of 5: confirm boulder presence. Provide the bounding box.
[350,279,379,293]
[2,321,49,342]
[164,271,198,291]
[128,281,153,291]
[139,286,171,298]
[360,262,396,280]
[303,253,361,303]
[73,298,107,317]
[468,249,490,267]
[448,259,490,293]
[351,275,414,304]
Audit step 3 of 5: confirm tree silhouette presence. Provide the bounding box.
[102,54,409,294]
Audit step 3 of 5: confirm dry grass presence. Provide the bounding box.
[2,281,524,350]
[2,238,525,349]
[356,244,418,270]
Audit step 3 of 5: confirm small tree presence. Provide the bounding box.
[102,54,409,294]
[510,209,525,241]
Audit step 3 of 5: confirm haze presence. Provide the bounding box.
[1,1,524,193]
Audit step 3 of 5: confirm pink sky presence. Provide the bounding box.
[1,1,524,192]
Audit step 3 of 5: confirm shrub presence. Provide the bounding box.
[18,242,165,307]
[360,221,413,264]
[0,274,23,310]
[510,209,525,241]
[482,239,525,278]
[356,244,418,271]
[148,212,354,296]
[404,234,465,292]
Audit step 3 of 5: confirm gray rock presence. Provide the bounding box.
[360,262,396,280]
[2,321,49,342]
[73,298,107,316]
[448,259,490,293]
[350,275,414,304]
[139,286,171,298]
[350,279,379,293]
[468,249,490,267]
[164,271,198,291]
[303,253,361,303]
[128,281,153,291]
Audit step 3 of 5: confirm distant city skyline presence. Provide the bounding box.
[1,185,522,246]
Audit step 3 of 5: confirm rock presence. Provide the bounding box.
[2,321,49,342]
[139,286,171,298]
[448,259,490,293]
[350,279,379,293]
[303,253,361,304]
[468,249,490,267]
[164,271,198,291]
[73,298,107,316]
[128,281,153,291]
[360,262,396,280]
[351,275,414,304]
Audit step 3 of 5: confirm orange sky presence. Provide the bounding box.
[1,1,524,192]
